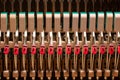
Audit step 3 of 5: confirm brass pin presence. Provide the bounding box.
[48,32,53,70]
[55,32,62,80]
[105,32,112,80]
[3,30,10,80]
[89,32,96,80]
[112,32,120,79]
[23,30,27,70]
[80,32,87,80]
[30,30,36,80]
[57,32,62,71]
[38,31,45,80]
[40,31,45,70]
[21,30,27,80]
[64,31,71,80]
[13,30,19,80]
[72,32,79,80]
[46,31,53,80]
[97,32,104,80]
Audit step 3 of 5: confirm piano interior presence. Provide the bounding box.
[0,0,120,80]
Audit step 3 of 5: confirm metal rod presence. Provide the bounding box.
[31,54,34,70]
[5,54,8,70]
[65,54,69,71]
[98,48,101,69]
[48,54,51,70]
[40,54,43,70]
[14,55,17,70]
[57,53,59,70]
[74,54,77,70]
[22,54,25,70]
